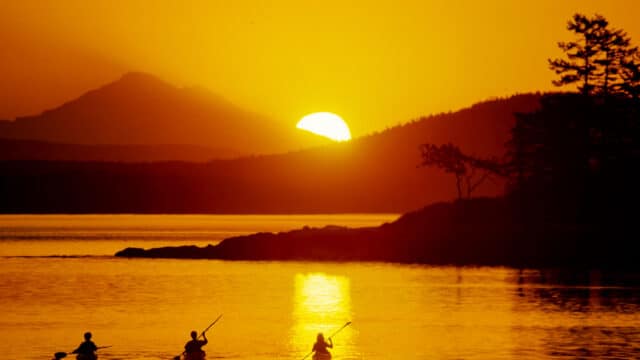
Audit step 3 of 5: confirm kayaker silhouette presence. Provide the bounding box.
[184,330,208,360]
[311,332,333,360]
[71,332,98,360]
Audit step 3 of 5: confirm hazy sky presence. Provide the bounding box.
[1,0,639,136]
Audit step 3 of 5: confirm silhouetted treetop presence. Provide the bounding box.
[549,13,639,98]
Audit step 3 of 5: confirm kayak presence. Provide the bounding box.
[184,351,205,360]
[312,353,331,360]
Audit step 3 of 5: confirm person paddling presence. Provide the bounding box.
[184,330,208,360]
[71,332,98,360]
[311,333,333,359]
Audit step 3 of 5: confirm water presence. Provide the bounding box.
[0,215,639,360]
[0,214,397,257]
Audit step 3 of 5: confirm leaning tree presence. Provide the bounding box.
[420,143,504,200]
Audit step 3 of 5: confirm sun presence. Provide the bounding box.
[296,112,352,142]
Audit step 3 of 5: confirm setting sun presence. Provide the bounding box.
[296,112,352,142]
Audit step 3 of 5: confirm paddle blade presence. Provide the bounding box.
[173,356,181,360]
[54,352,67,359]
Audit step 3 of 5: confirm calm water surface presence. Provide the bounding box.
[0,215,639,360]
[0,214,397,256]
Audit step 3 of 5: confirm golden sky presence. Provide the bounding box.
[1,0,639,137]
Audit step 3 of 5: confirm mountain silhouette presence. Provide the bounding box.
[0,72,330,157]
[0,94,541,213]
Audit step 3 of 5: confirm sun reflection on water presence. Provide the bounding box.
[291,273,353,358]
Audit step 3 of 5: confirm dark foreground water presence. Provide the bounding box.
[0,215,638,360]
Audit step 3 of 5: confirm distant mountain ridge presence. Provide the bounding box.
[0,94,542,213]
[0,72,330,157]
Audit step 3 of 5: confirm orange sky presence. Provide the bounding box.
[1,0,639,137]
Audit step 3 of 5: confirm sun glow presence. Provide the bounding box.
[296,112,352,142]
[291,273,352,357]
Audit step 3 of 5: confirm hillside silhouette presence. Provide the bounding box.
[0,72,331,157]
[0,94,540,213]
[0,139,241,162]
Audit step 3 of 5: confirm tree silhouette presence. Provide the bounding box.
[619,53,640,99]
[422,14,640,207]
[549,13,639,97]
[420,143,504,200]
[595,27,636,96]
[549,14,608,96]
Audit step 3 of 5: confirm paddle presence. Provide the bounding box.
[173,314,223,360]
[301,321,352,360]
[53,346,112,359]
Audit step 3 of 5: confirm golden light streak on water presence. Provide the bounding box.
[291,273,354,359]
